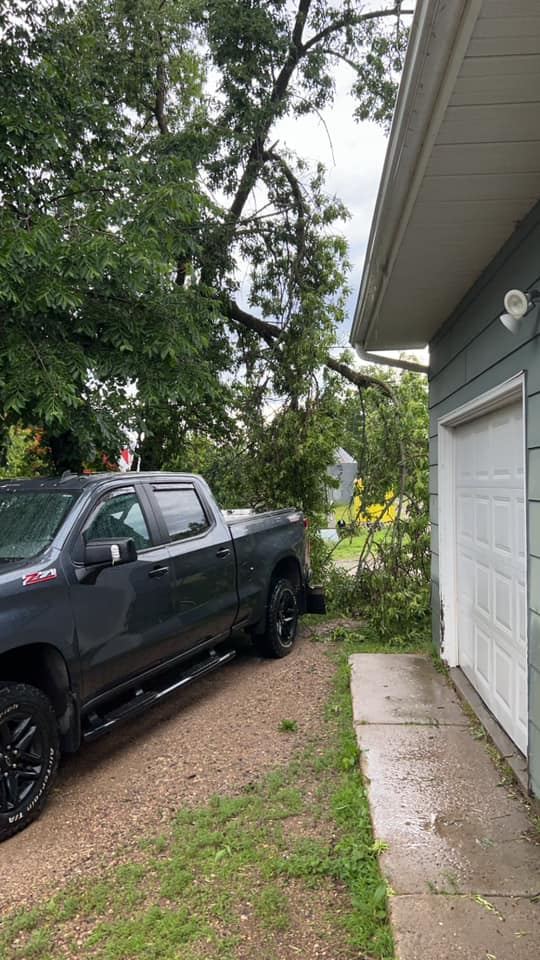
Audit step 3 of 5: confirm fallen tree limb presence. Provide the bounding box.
[224,298,394,398]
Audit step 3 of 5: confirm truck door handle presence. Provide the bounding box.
[216,548,231,559]
[149,565,169,579]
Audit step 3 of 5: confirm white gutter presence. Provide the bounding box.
[356,347,428,374]
[351,0,483,350]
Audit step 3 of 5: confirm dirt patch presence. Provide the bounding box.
[225,880,354,960]
[0,628,335,915]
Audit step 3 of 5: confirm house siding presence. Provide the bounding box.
[327,460,358,506]
[429,200,540,797]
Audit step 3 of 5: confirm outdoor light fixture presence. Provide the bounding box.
[500,288,540,334]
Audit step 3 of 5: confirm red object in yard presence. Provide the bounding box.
[120,449,133,470]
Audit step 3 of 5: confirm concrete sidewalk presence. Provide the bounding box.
[350,654,540,960]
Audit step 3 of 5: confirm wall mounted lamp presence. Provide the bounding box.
[500,288,540,334]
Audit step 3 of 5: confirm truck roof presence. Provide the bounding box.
[0,471,200,494]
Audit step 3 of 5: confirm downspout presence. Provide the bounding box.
[355,346,428,374]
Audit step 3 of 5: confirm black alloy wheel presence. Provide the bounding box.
[255,577,299,658]
[274,583,298,649]
[0,684,59,842]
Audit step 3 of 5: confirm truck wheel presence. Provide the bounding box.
[255,578,299,658]
[0,683,60,842]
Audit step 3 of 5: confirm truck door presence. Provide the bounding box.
[70,486,174,701]
[149,482,238,656]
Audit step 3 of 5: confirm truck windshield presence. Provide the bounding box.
[0,490,78,562]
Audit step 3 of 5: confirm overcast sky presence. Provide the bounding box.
[276,64,389,348]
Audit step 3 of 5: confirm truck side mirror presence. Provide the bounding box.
[84,538,137,567]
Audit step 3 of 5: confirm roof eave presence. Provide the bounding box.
[351,0,482,350]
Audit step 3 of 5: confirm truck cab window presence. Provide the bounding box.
[154,488,209,542]
[86,492,151,551]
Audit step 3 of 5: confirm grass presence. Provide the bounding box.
[329,504,391,562]
[0,627,401,960]
[324,624,432,658]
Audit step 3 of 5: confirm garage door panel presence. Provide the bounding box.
[494,642,513,712]
[456,426,475,478]
[494,571,513,635]
[458,493,474,540]
[475,561,491,618]
[457,551,475,601]
[474,623,491,688]
[457,601,474,667]
[492,416,514,478]
[493,497,512,555]
[454,397,527,755]
[474,496,490,547]
[475,426,491,479]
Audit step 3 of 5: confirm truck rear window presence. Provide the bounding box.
[153,487,209,542]
[0,490,77,562]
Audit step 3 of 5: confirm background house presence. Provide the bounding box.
[351,0,540,797]
[327,447,358,506]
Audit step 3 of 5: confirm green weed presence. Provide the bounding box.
[278,718,297,733]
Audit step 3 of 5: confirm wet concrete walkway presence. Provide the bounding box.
[350,654,540,960]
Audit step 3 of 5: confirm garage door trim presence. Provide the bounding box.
[437,372,527,680]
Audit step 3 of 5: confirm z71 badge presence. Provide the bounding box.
[23,568,57,587]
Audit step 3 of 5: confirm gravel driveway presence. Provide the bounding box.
[0,628,334,915]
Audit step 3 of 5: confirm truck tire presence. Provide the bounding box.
[254,578,299,658]
[0,683,60,842]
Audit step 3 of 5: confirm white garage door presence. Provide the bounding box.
[455,399,528,754]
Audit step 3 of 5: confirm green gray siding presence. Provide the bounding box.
[429,200,540,797]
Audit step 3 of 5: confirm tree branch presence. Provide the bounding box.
[224,298,394,398]
[154,62,169,135]
[262,149,306,274]
[226,299,282,346]
[325,356,393,397]
[302,6,413,54]
[291,0,312,49]
[323,47,361,73]
[291,92,336,165]
[219,1,410,257]
[227,0,312,229]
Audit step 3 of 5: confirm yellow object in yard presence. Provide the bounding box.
[352,480,397,524]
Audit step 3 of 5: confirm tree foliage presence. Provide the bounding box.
[0,0,410,473]
[321,368,431,644]
[1,0,230,468]
[0,424,54,478]
[169,369,345,519]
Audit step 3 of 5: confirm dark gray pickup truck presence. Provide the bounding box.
[0,472,324,841]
